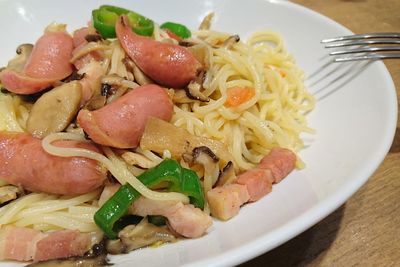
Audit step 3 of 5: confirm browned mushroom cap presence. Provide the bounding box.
[106,217,176,254]
[188,146,220,192]
[183,146,219,165]
[84,33,103,43]
[222,35,240,49]
[122,56,154,86]
[184,71,209,102]
[172,88,195,104]
[26,81,82,138]
[216,161,237,187]
[185,80,208,102]
[6,44,34,72]
[0,185,21,205]
[193,146,219,164]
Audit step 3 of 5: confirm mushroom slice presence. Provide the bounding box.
[26,81,82,138]
[140,117,234,166]
[101,74,139,90]
[132,64,154,86]
[85,94,106,111]
[189,146,220,193]
[199,12,215,30]
[70,42,108,63]
[0,185,20,205]
[216,161,237,187]
[172,89,195,104]
[122,56,154,85]
[6,44,34,72]
[84,34,103,43]
[192,146,219,163]
[106,217,176,254]
[222,35,240,49]
[121,151,160,169]
[187,44,210,69]
[185,78,209,102]
[62,70,85,83]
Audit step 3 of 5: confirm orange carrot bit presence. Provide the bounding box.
[277,69,286,78]
[225,86,256,107]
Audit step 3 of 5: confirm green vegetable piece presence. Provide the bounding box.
[94,159,205,239]
[100,5,130,15]
[92,5,154,38]
[126,11,154,37]
[94,184,140,239]
[92,9,116,39]
[160,21,192,39]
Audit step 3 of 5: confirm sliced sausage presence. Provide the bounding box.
[116,15,202,88]
[0,69,55,94]
[0,132,106,195]
[24,30,74,80]
[77,84,173,149]
[0,30,74,94]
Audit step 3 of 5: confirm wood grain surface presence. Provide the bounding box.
[240,1,400,266]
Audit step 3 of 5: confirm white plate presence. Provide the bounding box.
[0,0,397,266]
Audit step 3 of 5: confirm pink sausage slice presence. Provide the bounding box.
[0,132,106,195]
[77,84,173,149]
[73,27,91,48]
[0,30,74,94]
[0,69,55,94]
[116,15,202,88]
[24,30,74,80]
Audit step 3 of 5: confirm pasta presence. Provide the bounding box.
[173,30,315,170]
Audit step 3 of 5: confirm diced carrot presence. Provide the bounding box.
[225,86,255,107]
[277,69,286,77]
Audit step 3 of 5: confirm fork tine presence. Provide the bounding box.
[334,53,400,62]
[325,39,400,48]
[330,46,400,55]
[321,32,400,43]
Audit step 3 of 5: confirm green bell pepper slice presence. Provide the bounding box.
[92,5,154,38]
[160,21,192,39]
[94,159,205,239]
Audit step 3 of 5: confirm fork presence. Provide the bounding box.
[321,32,400,62]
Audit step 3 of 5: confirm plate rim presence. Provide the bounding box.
[0,0,397,266]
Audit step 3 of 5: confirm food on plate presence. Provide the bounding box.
[0,4,315,264]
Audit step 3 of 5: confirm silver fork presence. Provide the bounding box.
[321,32,400,62]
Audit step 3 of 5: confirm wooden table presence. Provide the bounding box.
[240,1,400,266]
